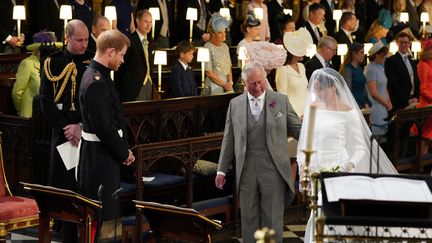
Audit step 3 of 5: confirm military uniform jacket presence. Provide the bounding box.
[79,60,129,220]
[39,49,91,190]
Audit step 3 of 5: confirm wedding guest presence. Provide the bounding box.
[204,13,233,94]
[365,41,392,137]
[411,38,432,154]
[268,0,287,42]
[304,3,326,45]
[340,42,370,108]
[70,0,93,33]
[273,13,296,45]
[305,36,338,80]
[12,32,61,118]
[88,15,111,54]
[275,28,312,181]
[246,0,271,41]
[169,41,197,97]
[365,9,392,44]
[110,0,136,36]
[0,0,25,53]
[237,13,261,67]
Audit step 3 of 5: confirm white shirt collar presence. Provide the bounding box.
[91,33,97,42]
[308,20,318,30]
[178,59,189,70]
[276,0,283,6]
[398,51,409,58]
[136,30,147,43]
[341,27,351,37]
[315,52,326,67]
[247,90,266,101]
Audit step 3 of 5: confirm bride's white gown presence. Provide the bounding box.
[298,109,366,243]
[297,109,367,174]
[299,109,424,242]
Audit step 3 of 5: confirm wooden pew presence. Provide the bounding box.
[0,93,240,193]
[131,134,236,242]
[391,106,432,173]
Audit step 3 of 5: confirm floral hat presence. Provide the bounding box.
[26,31,63,52]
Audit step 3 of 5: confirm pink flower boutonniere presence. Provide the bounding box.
[269,100,277,109]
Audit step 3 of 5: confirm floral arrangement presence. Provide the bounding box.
[269,100,276,108]
[319,165,340,173]
[247,41,287,72]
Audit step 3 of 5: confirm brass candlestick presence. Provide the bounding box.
[301,149,314,201]
[301,150,321,242]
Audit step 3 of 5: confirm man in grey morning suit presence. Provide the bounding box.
[215,62,302,243]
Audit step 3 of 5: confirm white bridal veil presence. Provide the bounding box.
[297,68,397,175]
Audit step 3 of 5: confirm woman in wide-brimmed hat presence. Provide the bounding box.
[275,27,312,181]
[11,31,62,118]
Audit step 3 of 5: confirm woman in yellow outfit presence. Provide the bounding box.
[12,31,61,118]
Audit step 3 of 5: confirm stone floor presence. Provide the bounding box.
[6,223,306,243]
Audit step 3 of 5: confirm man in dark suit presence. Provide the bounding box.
[137,0,174,48]
[115,10,154,101]
[333,12,357,71]
[267,0,286,42]
[385,32,419,157]
[304,3,325,45]
[169,41,198,97]
[177,0,211,45]
[320,0,336,36]
[305,36,337,80]
[39,19,91,242]
[79,29,134,239]
[0,0,24,53]
[385,32,419,111]
[215,61,301,243]
[87,15,110,54]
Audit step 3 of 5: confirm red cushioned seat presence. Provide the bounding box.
[0,196,39,220]
[0,132,39,241]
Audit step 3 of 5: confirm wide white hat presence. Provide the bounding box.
[283,27,313,57]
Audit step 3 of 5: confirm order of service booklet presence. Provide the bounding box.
[324,176,432,203]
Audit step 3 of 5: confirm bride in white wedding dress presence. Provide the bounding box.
[296,68,398,242]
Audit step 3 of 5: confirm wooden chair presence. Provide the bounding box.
[0,131,39,242]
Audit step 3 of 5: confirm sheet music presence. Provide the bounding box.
[324,176,432,203]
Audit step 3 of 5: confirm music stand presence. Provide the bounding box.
[315,172,432,242]
[133,200,222,242]
[21,182,101,243]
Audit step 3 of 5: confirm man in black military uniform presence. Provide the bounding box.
[39,19,91,243]
[78,29,134,239]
